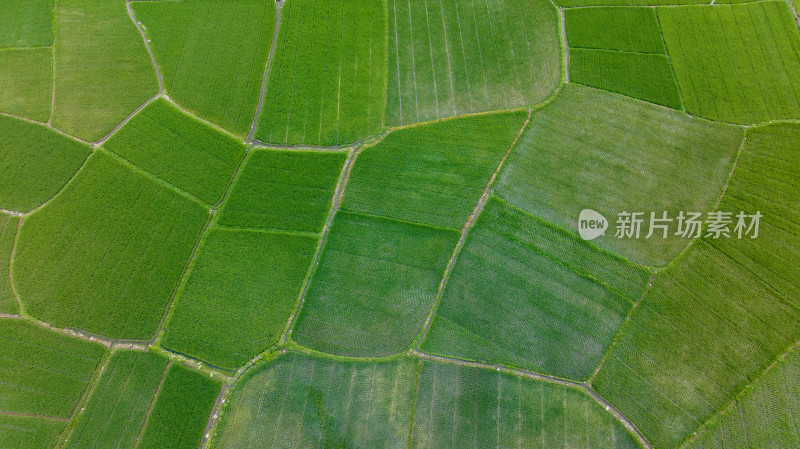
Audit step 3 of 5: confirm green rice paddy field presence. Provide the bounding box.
[1,0,798,447]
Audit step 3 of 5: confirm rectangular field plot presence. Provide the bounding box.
[215,352,417,449]
[0,48,52,121]
[496,84,742,266]
[387,0,560,126]
[658,2,800,124]
[689,347,800,449]
[293,211,459,357]
[708,123,800,304]
[0,319,105,419]
[164,229,317,370]
[53,0,157,141]
[422,197,644,380]
[0,214,19,314]
[0,415,64,449]
[342,111,527,229]
[255,0,386,146]
[410,361,641,448]
[218,149,346,233]
[565,7,665,54]
[594,242,800,449]
[132,0,277,137]
[0,114,90,213]
[14,151,209,340]
[136,363,220,449]
[0,0,53,47]
[103,98,246,205]
[65,351,169,449]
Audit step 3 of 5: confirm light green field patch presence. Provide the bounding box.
[496,85,743,266]
[342,112,527,229]
[103,98,247,205]
[689,347,800,449]
[658,2,800,124]
[164,229,317,370]
[65,351,169,449]
[215,352,417,449]
[557,0,752,5]
[0,214,19,314]
[0,415,64,449]
[0,114,90,213]
[708,123,800,304]
[410,361,641,448]
[218,149,346,233]
[594,241,800,449]
[137,363,220,449]
[132,0,277,137]
[565,7,665,54]
[0,0,53,47]
[256,0,386,146]
[0,48,52,121]
[53,0,157,141]
[0,319,105,419]
[293,211,459,357]
[422,196,644,379]
[14,151,208,340]
[387,0,560,127]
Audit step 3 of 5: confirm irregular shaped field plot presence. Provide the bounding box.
[164,229,317,370]
[133,0,277,137]
[342,111,527,229]
[103,98,246,205]
[216,352,417,448]
[0,0,53,47]
[0,114,90,213]
[0,415,64,449]
[14,152,208,340]
[387,0,560,126]
[0,214,20,314]
[422,196,646,379]
[293,211,459,357]
[255,0,386,146]
[0,48,52,121]
[496,85,743,266]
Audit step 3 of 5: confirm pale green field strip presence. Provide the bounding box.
[218,149,346,233]
[164,228,318,370]
[658,2,800,125]
[422,196,645,380]
[255,0,386,146]
[0,0,53,47]
[215,352,417,448]
[496,84,743,267]
[386,0,560,127]
[132,0,277,137]
[707,124,800,304]
[64,351,169,449]
[14,151,209,340]
[293,211,460,357]
[0,319,105,448]
[0,48,52,121]
[0,114,90,213]
[593,241,800,449]
[0,214,20,314]
[688,346,800,448]
[136,362,221,449]
[103,98,247,205]
[410,360,642,448]
[342,111,527,229]
[557,0,756,6]
[565,7,665,54]
[53,0,158,141]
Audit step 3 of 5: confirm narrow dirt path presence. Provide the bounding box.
[247,1,284,143]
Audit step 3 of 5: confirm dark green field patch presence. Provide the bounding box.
[133,0,277,136]
[293,211,459,357]
[565,7,665,53]
[0,415,64,449]
[216,352,416,449]
[422,196,643,379]
[658,2,800,124]
[65,351,169,449]
[14,152,208,340]
[410,361,641,448]
[0,0,53,47]
[0,214,19,314]
[0,48,52,121]
[164,229,317,370]
[342,112,527,229]
[218,149,346,233]
[103,98,246,205]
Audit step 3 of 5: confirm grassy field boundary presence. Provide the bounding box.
[55,348,113,449]
[247,1,283,143]
[126,0,163,94]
